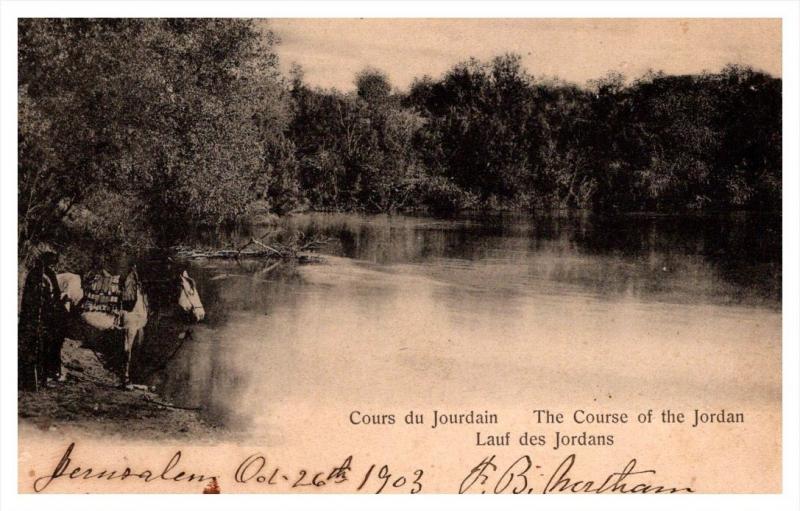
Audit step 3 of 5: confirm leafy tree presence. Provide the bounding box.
[291,68,424,212]
[355,67,392,104]
[18,19,298,252]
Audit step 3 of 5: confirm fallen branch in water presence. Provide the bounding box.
[171,232,331,262]
[260,261,282,275]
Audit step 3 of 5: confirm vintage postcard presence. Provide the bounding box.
[5,1,798,507]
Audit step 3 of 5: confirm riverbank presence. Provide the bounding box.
[18,339,222,440]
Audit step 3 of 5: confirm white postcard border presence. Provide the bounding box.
[1,1,797,510]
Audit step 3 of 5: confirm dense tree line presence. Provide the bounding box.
[292,54,780,215]
[19,20,781,254]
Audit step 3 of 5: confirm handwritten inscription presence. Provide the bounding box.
[234,453,423,493]
[33,443,217,493]
[32,443,423,494]
[31,443,696,494]
[459,453,695,494]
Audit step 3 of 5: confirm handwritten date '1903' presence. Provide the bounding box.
[235,454,423,494]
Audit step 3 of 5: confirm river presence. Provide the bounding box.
[140,212,781,490]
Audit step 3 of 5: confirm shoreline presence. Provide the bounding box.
[244,206,783,226]
[18,339,222,441]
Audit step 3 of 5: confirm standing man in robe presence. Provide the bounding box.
[19,248,66,390]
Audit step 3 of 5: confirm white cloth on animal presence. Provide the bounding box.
[80,311,120,331]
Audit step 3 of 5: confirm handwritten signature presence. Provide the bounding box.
[459,453,695,494]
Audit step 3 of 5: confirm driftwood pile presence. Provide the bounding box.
[172,232,330,264]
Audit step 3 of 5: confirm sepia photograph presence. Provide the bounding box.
[5,2,798,505]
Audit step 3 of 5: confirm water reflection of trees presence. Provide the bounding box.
[182,211,780,310]
[567,213,781,305]
[278,212,781,307]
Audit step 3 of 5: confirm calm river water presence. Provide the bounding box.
[145,212,781,443]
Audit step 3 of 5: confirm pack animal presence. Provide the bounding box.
[57,268,205,386]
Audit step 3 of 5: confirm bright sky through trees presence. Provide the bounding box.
[267,18,781,90]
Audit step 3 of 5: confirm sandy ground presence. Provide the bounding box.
[18,339,222,441]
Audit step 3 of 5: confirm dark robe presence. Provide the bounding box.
[19,258,65,390]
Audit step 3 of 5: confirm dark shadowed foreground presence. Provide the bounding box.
[19,340,220,440]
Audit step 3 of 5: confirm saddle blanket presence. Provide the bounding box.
[81,272,122,314]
